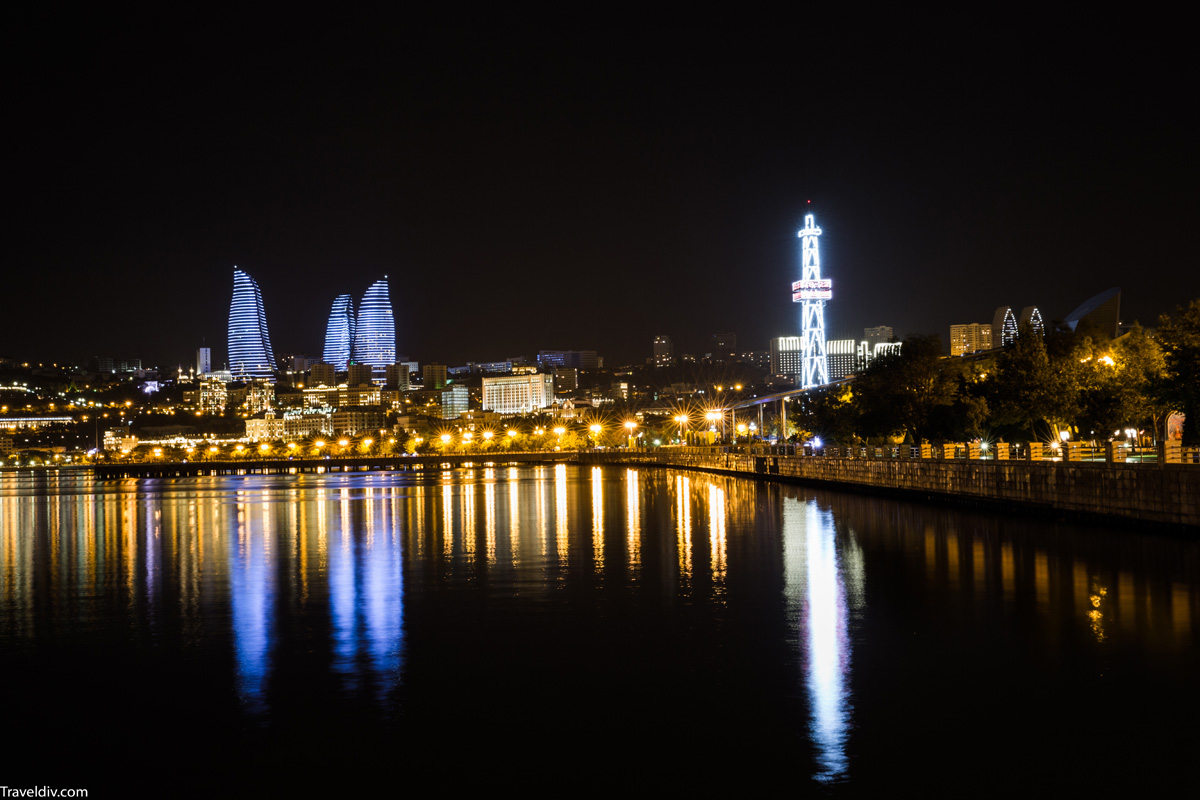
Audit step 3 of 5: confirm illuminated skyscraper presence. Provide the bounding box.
[352,277,395,380]
[992,306,1018,348]
[227,267,277,381]
[322,294,356,371]
[1018,306,1045,338]
[792,213,830,388]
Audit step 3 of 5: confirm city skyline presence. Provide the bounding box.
[7,32,1196,367]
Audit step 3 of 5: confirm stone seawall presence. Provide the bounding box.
[591,452,1199,529]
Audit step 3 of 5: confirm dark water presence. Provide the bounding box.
[1,465,1197,795]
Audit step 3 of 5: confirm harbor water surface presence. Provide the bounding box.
[1,466,1196,794]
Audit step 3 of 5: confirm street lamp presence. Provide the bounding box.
[624,421,637,448]
[674,414,688,444]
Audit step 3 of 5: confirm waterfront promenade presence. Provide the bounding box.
[84,445,1198,529]
[584,447,1200,530]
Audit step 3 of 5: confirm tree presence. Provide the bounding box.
[792,384,860,445]
[1153,300,1200,444]
[854,334,959,443]
[987,327,1078,441]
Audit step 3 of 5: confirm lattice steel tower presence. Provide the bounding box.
[792,213,830,389]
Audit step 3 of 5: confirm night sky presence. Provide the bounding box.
[7,28,1196,369]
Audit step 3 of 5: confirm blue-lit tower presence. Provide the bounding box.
[352,277,395,380]
[227,267,277,381]
[322,294,356,371]
[792,213,830,389]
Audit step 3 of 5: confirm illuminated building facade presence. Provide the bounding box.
[826,339,858,381]
[196,347,212,375]
[441,386,470,420]
[322,294,355,371]
[862,341,901,368]
[653,335,674,368]
[992,306,1019,348]
[199,373,228,413]
[792,214,830,388]
[769,336,803,379]
[352,278,395,381]
[227,268,277,381]
[482,374,555,414]
[1019,306,1045,338]
[245,380,274,415]
[950,323,993,356]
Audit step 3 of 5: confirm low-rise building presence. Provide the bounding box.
[482,373,554,414]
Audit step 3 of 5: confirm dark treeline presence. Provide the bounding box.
[794,300,1200,446]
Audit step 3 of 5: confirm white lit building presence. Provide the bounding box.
[482,374,555,414]
[826,339,858,381]
[769,336,803,379]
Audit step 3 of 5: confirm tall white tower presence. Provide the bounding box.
[792,213,830,388]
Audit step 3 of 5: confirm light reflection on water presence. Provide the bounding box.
[1,466,1198,791]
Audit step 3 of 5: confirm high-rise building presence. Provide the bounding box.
[992,306,1019,348]
[423,364,448,390]
[652,335,674,368]
[441,386,470,420]
[352,277,395,381]
[769,336,803,379]
[309,363,337,387]
[863,326,893,347]
[792,213,830,388]
[322,294,355,371]
[1018,306,1045,338]
[196,347,211,375]
[709,332,737,362]
[482,374,555,414]
[826,339,858,381]
[227,267,277,381]
[347,364,374,387]
[950,323,993,356]
[385,363,413,390]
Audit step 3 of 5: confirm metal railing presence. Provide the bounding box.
[642,442,1200,466]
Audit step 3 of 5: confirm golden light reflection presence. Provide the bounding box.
[1172,583,1191,641]
[508,469,520,564]
[945,531,959,588]
[626,470,641,573]
[676,475,692,582]
[485,480,497,565]
[1001,542,1015,602]
[925,527,937,582]
[1035,551,1049,611]
[1089,583,1108,641]
[592,467,604,569]
[708,483,726,587]
[442,483,453,556]
[973,537,986,592]
[462,480,475,558]
[555,464,568,562]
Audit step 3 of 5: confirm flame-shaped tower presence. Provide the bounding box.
[227,267,277,381]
